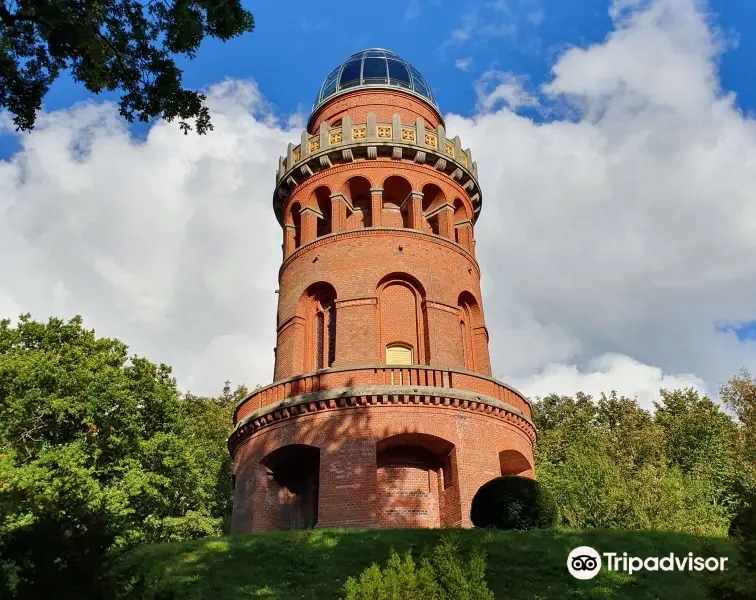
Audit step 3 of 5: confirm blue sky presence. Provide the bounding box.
[2,0,755,141]
[1,0,755,402]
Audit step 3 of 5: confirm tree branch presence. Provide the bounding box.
[0,4,18,26]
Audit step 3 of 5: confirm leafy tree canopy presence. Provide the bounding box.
[0,314,244,599]
[0,0,254,133]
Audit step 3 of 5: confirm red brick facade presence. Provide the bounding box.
[230,65,535,532]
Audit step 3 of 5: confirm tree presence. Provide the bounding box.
[720,369,756,465]
[0,314,240,599]
[0,0,254,133]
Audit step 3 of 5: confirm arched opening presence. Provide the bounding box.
[331,118,342,128]
[300,283,337,371]
[422,183,446,236]
[386,342,413,365]
[458,292,481,372]
[376,433,460,528]
[289,202,302,249]
[345,176,372,229]
[499,449,534,478]
[313,186,332,238]
[383,176,413,229]
[378,274,430,365]
[260,444,320,529]
[453,198,472,249]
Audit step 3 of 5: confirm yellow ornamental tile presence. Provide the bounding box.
[352,126,367,140]
[401,128,416,142]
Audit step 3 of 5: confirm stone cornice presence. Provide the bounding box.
[228,385,537,455]
[274,113,481,226]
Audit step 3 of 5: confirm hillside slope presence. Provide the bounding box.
[108,528,736,599]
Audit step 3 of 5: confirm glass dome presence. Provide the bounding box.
[313,48,438,112]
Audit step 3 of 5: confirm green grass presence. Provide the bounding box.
[107,528,737,600]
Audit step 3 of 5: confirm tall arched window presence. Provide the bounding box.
[378,274,430,365]
[458,292,481,372]
[314,292,335,370]
[300,283,337,372]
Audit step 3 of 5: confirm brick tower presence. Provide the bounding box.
[229,49,536,531]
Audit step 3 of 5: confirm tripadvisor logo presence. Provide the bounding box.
[567,546,729,580]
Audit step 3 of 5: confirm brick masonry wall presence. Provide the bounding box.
[231,85,533,534]
[377,464,441,528]
[309,89,443,133]
[231,402,534,532]
[274,229,487,380]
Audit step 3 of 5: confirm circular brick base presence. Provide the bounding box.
[230,394,535,532]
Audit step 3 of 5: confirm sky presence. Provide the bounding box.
[1,0,756,409]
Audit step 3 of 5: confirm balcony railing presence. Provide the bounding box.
[233,365,531,425]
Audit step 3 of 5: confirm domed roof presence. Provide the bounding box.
[312,48,438,112]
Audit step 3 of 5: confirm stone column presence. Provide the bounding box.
[406,191,424,230]
[455,221,473,251]
[330,193,346,233]
[300,207,319,244]
[436,205,454,240]
[283,225,296,258]
[370,188,383,227]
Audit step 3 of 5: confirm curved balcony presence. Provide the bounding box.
[233,364,532,425]
[273,112,482,225]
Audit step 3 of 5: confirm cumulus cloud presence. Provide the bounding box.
[474,71,538,111]
[0,80,297,394]
[1,0,754,408]
[450,0,756,404]
[510,354,706,410]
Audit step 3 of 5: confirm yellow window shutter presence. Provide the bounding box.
[386,344,413,365]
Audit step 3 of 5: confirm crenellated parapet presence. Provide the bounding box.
[273,112,482,225]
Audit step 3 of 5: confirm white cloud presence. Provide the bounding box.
[448,0,756,401]
[509,354,706,411]
[455,57,474,72]
[475,71,538,111]
[0,80,295,393]
[1,0,755,407]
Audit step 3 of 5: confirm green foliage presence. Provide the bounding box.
[710,502,756,600]
[341,549,437,600]
[109,528,737,600]
[720,369,756,465]
[470,475,557,531]
[0,0,254,133]
[533,388,752,535]
[341,534,493,600]
[0,314,241,599]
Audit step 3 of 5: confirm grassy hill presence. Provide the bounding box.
[107,528,737,600]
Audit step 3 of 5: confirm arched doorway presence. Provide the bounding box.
[260,445,320,529]
[499,449,534,478]
[375,433,460,528]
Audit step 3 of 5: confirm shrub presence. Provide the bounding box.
[341,534,493,600]
[729,502,756,568]
[470,475,558,530]
[728,503,756,540]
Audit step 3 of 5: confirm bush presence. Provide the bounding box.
[470,476,558,530]
[709,501,756,599]
[341,534,493,600]
[728,502,756,568]
[728,503,756,540]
